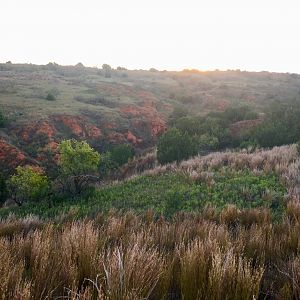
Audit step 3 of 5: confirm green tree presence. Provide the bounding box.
[174,116,201,135]
[198,134,219,155]
[172,114,233,149]
[99,152,119,178]
[102,64,112,78]
[168,106,189,126]
[222,105,258,123]
[252,99,300,147]
[58,139,100,195]
[157,128,198,164]
[7,166,49,206]
[111,144,134,166]
[0,172,8,205]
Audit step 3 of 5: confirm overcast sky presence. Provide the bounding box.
[1,0,300,73]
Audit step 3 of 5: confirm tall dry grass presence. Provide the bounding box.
[0,208,300,299]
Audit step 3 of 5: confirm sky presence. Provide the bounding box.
[1,0,300,73]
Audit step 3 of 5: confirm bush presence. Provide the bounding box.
[239,140,259,152]
[252,99,300,147]
[198,134,219,155]
[222,105,258,123]
[0,110,5,127]
[0,173,8,205]
[157,128,198,164]
[45,92,56,101]
[7,166,49,206]
[99,152,119,178]
[111,144,134,166]
[168,106,189,126]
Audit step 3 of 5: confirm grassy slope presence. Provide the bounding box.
[1,63,300,124]
[0,149,288,220]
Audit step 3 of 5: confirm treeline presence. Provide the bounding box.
[157,105,258,163]
[158,99,300,164]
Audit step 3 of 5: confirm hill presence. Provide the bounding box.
[1,63,300,172]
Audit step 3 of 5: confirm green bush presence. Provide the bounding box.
[157,128,198,164]
[111,144,134,166]
[0,110,5,127]
[168,106,189,126]
[45,92,56,101]
[239,140,259,151]
[7,166,49,206]
[0,173,8,205]
[198,134,219,155]
[252,99,300,147]
[172,114,234,150]
[99,152,119,178]
[222,105,258,123]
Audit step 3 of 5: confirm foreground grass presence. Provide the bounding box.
[1,208,300,299]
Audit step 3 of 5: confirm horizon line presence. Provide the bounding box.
[1,60,299,75]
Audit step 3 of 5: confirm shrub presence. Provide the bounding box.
[165,191,184,217]
[157,128,198,164]
[252,99,300,147]
[7,166,49,206]
[0,173,8,205]
[111,144,134,166]
[168,106,189,126]
[222,105,258,123]
[0,111,4,127]
[99,151,119,178]
[198,134,219,155]
[45,92,56,101]
[239,140,259,152]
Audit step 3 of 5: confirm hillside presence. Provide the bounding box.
[1,144,300,299]
[0,144,295,219]
[1,63,300,172]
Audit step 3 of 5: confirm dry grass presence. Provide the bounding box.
[0,209,299,299]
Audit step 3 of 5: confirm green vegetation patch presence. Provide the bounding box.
[0,169,286,219]
[165,170,285,218]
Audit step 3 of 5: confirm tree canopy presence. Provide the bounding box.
[111,144,134,166]
[157,128,198,164]
[7,166,49,206]
[59,139,100,176]
[58,139,101,195]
